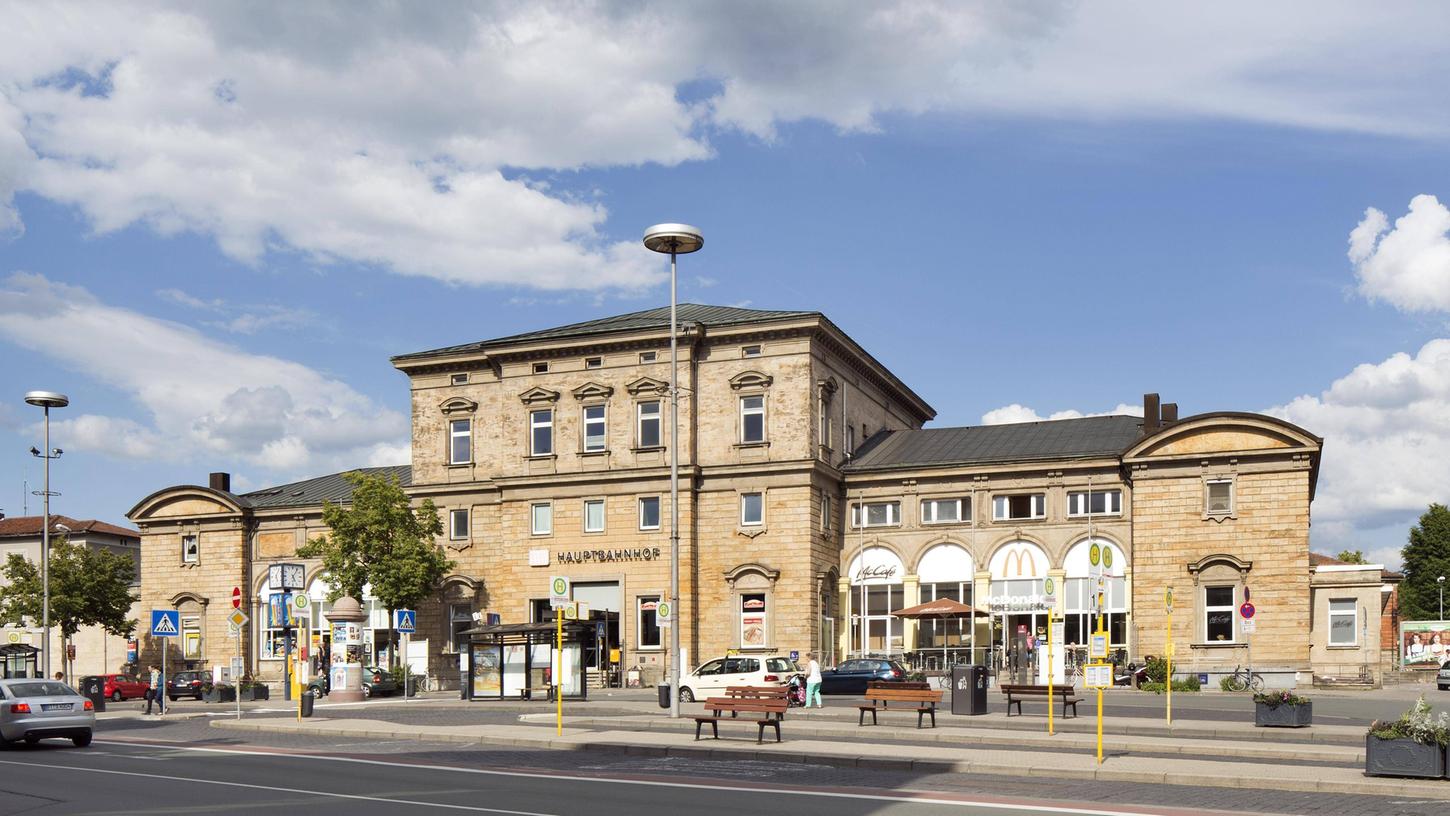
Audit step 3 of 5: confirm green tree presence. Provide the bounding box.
[297,471,452,668]
[1336,549,1367,564]
[1400,504,1450,621]
[0,537,139,682]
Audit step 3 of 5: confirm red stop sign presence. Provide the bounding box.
[232,586,242,609]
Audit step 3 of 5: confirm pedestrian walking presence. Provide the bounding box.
[144,664,163,714]
[805,652,823,709]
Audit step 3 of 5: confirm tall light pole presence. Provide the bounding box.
[643,223,703,720]
[25,390,68,680]
[1438,576,1445,622]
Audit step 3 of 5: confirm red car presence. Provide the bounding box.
[99,674,150,702]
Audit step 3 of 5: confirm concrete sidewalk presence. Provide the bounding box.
[212,711,1429,800]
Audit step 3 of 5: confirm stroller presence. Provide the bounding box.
[785,673,808,707]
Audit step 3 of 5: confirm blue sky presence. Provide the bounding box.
[2,3,1450,567]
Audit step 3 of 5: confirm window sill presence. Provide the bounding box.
[993,517,1046,524]
[447,462,473,468]
[639,527,662,533]
[734,441,770,450]
[631,445,665,453]
[1067,513,1122,520]
[635,646,663,653]
[578,449,611,457]
[525,454,557,461]
[1191,641,1243,648]
[1326,644,1362,650]
[1202,512,1237,522]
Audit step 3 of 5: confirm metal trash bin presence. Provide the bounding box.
[951,665,988,715]
[300,690,316,718]
[80,676,106,713]
[657,683,671,709]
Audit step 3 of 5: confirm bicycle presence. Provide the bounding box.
[1224,664,1264,692]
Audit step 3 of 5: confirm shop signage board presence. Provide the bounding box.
[549,576,571,608]
[1085,663,1112,689]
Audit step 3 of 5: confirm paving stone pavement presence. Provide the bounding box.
[90,713,1448,816]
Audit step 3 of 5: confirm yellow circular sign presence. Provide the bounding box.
[1165,586,1174,611]
[1088,542,1101,567]
[1102,548,1113,569]
[551,577,568,596]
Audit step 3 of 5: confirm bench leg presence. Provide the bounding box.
[712,720,719,739]
[695,720,703,741]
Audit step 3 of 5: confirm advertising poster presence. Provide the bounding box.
[1401,621,1450,669]
[471,644,502,696]
[741,594,767,648]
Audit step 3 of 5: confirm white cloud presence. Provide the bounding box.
[2,3,1449,290]
[981,402,1143,425]
[1349,195,1450,313]
[158,287,322,335]
[0,272,406,472]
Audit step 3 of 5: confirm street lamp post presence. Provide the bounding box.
[1438,576,1445,621]
[643,223,703,721]
[25,390,69,680]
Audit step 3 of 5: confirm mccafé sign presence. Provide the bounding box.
[854,564,899,583]
[988,594,1052,613]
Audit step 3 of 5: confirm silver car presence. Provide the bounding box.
[0,678,95,747]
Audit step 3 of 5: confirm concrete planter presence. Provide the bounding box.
[202,687,236,703]
[239,686,269,702]
[1255,700,1311,727]
[1365,735,1445,778]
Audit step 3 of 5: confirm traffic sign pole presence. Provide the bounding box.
[1165,586,1173,727]
[555,610,563,736]
[1047,606,1054,737]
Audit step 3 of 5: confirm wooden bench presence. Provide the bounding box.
[518,686,553,701]
[858,687,943,728]
[720,686,789,717]
[866,680,929,708]
[694,697,789,743]
[1000,683,1080,718]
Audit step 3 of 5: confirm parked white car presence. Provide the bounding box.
[678,655,798,702]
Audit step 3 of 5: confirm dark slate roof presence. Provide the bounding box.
[392,303,818,361]
[240,465,411,509]
[844,415,1145,471]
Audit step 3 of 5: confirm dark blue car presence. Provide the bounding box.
[818,658,908,694]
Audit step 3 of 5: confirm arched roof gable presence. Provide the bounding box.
[1123,413,1321,460]
[127,485,250,521]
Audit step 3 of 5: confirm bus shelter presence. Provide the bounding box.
[0,644,39,679]
[463,621,591,701]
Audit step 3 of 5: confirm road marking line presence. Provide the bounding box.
[0,759,555,815]
[94,739,1198,815]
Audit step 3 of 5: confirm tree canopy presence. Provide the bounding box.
[1335,549,1367,565]
[1399,504,1450,621]
[297,471,453,659]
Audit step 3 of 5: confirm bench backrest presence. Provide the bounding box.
[864,688,942,703]
[724,686,788,698]
[868,680,930,691]
[1000,684,1076,696]
[703,697,789,714]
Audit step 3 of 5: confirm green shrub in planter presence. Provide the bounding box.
[1253,690,1311,727]
[1140,678,1201,694]
[1366,697,1448,778]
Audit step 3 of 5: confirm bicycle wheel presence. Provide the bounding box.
[1225,673,1248,692]
[1249,674,1265,693]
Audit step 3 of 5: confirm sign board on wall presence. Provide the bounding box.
[1400,620,1450,669]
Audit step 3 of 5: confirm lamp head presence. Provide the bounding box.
[52,448,62,457]
[24,391,69,409]
[642,223,703,255]
[1440,576,1445,584]
[29,447,40,457]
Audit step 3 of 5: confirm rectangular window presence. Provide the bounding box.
[1329,599,1357,646]
[742,344,762,357]
[821,494,833,531]
[1067,490,1122,516]
[851,501,900,528]
[1205,585,1236,642]
[741,492,764,526]
[530,409,553,456]
[182,617,201,659]
[639,496,661,530]
[582,405,607,452]
[740,593,768,648]
[181,534,199,563]
[450,604,474,653]
[638,596,661,649]
[637,401,661,448]
[449,419,472,465]
[819,399,831,450]
[1207,480,1233,515]
[992,494,1046,521]
[532,362,549,374]
[450,373,468,385]
[639,351,656,363]
[921,498,968,524]
[584,499,605,533]
[585,356,602,369]
[449,508,469,540]
[740,395,765,443]
[846,425,856,455]
[531,502,552,536]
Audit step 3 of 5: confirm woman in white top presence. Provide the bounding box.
[805,652,823,709]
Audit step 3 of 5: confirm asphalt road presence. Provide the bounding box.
[0,713,1439,816]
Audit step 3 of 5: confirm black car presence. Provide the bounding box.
[818,658,909,694]
[308,666,398,698]
[167,670,207,701]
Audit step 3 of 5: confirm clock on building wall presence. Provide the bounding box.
[270,562,305,591]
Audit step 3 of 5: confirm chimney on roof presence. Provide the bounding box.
[1142,393,1161,434]
[1161,402,1179,423]
[209,472,232,493]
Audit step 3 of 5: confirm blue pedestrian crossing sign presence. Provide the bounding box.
[394,609,416,634]
[151,609,180,637]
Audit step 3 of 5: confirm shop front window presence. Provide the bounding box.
[638,597,661,649]
[1205,585,1236,642]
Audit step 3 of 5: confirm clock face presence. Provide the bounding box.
[271,563,306,590]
